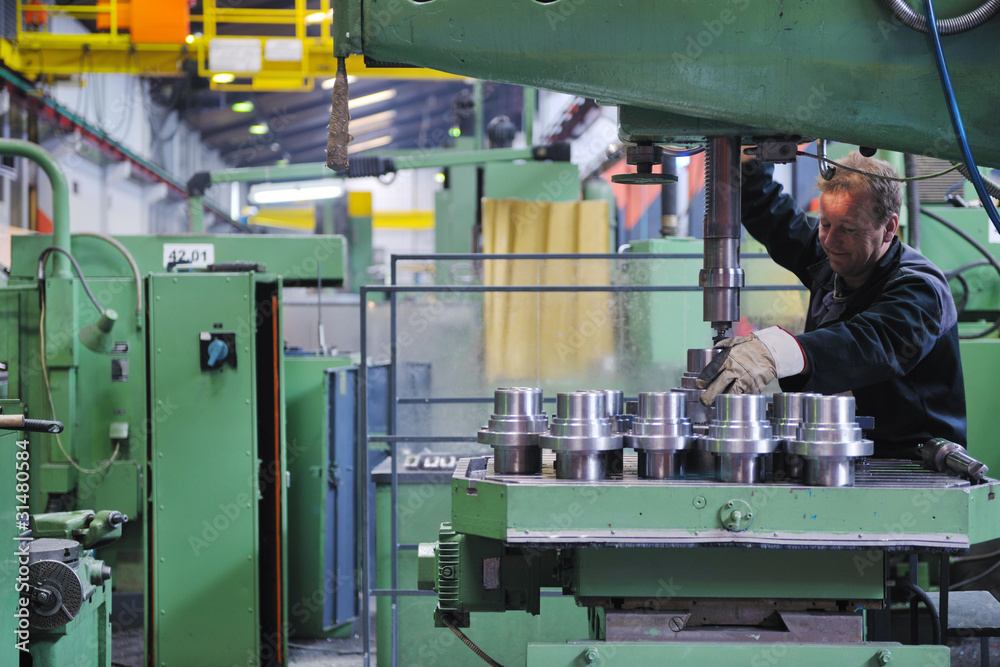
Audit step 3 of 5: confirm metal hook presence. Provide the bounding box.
[818,139,836,181]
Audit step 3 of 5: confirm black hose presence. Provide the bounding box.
[905,154,921,249]
[951,557,1000,590]
[921,207,1000,338]
[955,163,1000,200]
[949,271,971,314]
[893,578,942,645]
[880,0,1000,34]
[440,615,504,667]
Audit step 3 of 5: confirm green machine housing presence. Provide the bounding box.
[2,232,346,666]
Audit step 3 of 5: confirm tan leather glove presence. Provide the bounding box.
[695,327,805,407]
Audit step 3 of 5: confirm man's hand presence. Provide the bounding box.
[695,327,806,406]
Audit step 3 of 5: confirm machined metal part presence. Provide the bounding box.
[477,387,548,474]
[699,136,745,342]
[598,389,628,477]
[699,394,775,483]
[676,348,720,474]
[920,437,989,481]
[27,559,84,630]
[27,537,80,565]
[626,392,693,479]
[771,392,819,482]
[790,395,873,487]
[540,391,623,480]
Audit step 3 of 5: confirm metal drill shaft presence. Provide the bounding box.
[700,136,745,343]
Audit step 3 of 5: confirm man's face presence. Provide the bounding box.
[817,190,895,289]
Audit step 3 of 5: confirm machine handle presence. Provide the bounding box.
[0,415,64,433]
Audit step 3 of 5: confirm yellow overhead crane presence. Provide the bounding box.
[1,0,461,91]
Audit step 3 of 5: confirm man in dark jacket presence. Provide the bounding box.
[696,151,966,458]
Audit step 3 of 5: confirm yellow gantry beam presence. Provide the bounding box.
[3,0,462,90]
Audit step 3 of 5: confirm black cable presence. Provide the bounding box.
[921,207,1000,338]
[893,578,942,645]
[440,615,504,667]
[949,272,971,314]
[37,246,106,315]
[951,557,1000,590]
[953,546,1000,563]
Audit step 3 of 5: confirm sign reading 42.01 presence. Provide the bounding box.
[163,244,215,269]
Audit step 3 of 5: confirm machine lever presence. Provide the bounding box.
[0,415,64,433]
[920,438,988,482]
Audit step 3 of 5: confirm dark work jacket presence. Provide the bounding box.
[741,161,967,457]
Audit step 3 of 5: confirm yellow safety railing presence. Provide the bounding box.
[5,0,457,91]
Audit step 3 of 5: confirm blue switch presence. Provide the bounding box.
[207,339,229,368]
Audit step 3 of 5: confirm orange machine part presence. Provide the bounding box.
[131,0,189,44]
[96,2,132,31]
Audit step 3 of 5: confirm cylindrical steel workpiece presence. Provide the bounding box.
[477,387,548,474]
[698,394,775,483]
[597,389,628,476]
[625,392,692,479]
[770,392,819,482]
[789,395,873,487]
[540,391,623,481]
[676,348,721,474]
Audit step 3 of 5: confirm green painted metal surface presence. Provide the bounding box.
[959,339,1000,478]
[0,403,23,667]
[351,0,1000,167]
[10,234,346,286]
[450,458,1000,550]
[374,476,590,667]
[148,273,261,667]
[525,641,947,666]
[573,547,882,600]
[348,212,373,293]
[284,354,354,638]
[435,165,479,253]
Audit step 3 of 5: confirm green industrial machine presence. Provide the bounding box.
[373,455,590,666]
[335,2,1000,664]
[0,138,349,666]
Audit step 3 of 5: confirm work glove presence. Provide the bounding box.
[695,326,806,407]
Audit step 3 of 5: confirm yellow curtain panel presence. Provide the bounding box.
[482,198,611,383]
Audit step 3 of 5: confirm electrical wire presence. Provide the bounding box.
[796,151,960,182]
[953,545,1000,563]
[440,615,504,667]
[951,557,1000,590]
[38,294,120,475]
[74,232,143,325]
[37,246,106,316]
[946,260,991,312]
[921,206,1000,338]
[892,577,942,645]
[922,0,1000,236]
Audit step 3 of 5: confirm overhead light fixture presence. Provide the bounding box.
[348,134,393,154]
[212,73,236,84]
[348,89,396,110]
[350,109,396,133]
[305,10,332,24]
[248,123,269,135]
[249,180,344,204]
[232,101,255,113]
[321,75,357,90]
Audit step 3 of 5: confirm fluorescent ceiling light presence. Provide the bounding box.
[248,123,269,135]
[212,73,236,84]
[250,182,344,204]
[348,134,393,154]
[321,75,358,90]
[350,109,396,133]
[232,101,254,113]
[348,89,396,110]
